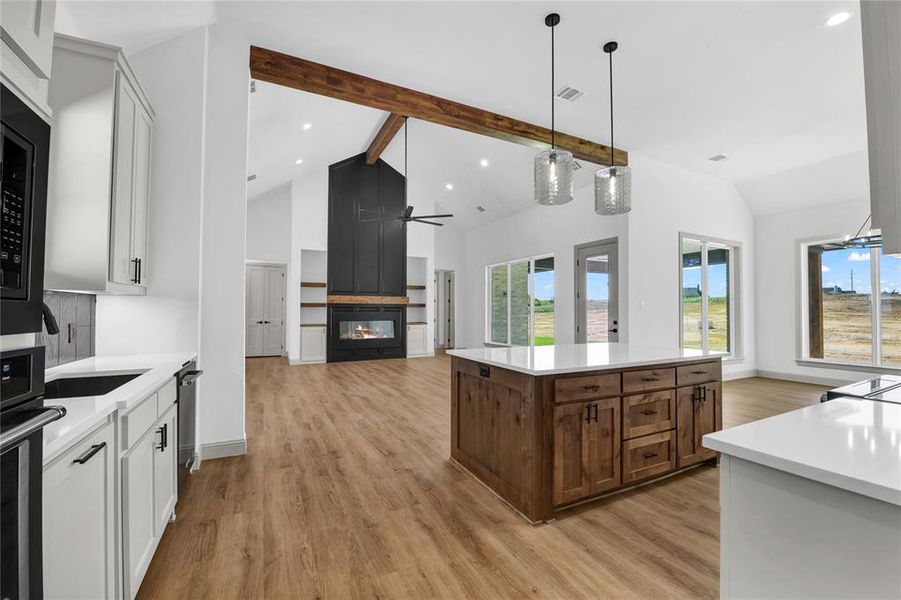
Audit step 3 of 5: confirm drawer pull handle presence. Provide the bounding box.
[641,377,659,382]
[641,409,658,416]
[583,384,600,391]
[73,442,106,465]
[643,451,659,459]
[691,370,707,375]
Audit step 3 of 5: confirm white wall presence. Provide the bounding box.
[197,21,249,452]
[246,184,290,263]
[94,28,207,356]
[755,198,874,385]
[626,153,756,379]
[445,152,757,379]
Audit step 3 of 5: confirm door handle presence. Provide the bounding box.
[73,442,106,465]
[608,328,618,333]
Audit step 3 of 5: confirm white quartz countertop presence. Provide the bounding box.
[703,398,901,506]
[446,343,723,375]
[42,352,196,464]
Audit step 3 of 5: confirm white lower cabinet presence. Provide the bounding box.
[121,396,178,599]
[300,325,327,362]
[153,405,177,536]
[407,323,428,356]
[43,420,116,600]
[122,425,157,598]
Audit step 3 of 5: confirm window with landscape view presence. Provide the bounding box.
[803,239,901,366]
[487,256,555,346]
[680,235,739,355]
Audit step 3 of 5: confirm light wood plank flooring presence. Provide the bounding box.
[137,356,827,599]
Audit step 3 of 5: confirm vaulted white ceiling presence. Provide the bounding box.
[57,0,869,220]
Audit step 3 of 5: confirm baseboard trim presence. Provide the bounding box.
[723,369,758,381]
[200,438,246,460]
[756,369,853,387]
[289,358,326,366]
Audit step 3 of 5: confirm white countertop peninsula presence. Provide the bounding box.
[43,352,196,464]
[447,342,724,376]
[703,398,901,598]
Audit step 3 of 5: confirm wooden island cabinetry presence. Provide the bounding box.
[449,344,723,523]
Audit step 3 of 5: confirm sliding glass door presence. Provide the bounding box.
[486,256,555,346]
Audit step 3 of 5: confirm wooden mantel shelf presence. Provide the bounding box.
[327,295,409,305]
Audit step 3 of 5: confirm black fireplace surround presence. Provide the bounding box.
[327,305,406,362]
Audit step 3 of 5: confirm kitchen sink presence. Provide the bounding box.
[44,373,142,399]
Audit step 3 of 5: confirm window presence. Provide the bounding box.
[802,238,901,367]
[680,234,740,355]
[486,256,555,346]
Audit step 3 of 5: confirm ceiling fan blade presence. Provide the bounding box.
[408,213,454,219]
[410,219,445,226]
[404,205,415,219]
[359,215,399,223]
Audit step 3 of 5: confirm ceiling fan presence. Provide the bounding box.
[360,116,454,227]
[361,205,454,227]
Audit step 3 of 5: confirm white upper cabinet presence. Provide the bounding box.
[0,0,57,119]
[45,34,155,294]
[861,1,901,255]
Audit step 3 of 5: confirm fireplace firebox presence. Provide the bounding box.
[327,305,406,362]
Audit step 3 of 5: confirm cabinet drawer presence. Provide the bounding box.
[622,431,676,483]
[623,390,675,439]
[122,394,157,450]
[622,368,675,394]
[156,377,177,416]
[555,373,620,403]
[677,361,721,386]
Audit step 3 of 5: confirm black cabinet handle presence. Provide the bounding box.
[162,423,168,450]
[641,409,658,416]
[691,370,707,375]
[585,404,592,423]
[643,451,658,459]
[137,258,142,284]
[583,384,600,391]
[156,425,166,451]
[641,376,659,382]
[131,258,140,284]
[593,403,599,422]
[73,442,106,465]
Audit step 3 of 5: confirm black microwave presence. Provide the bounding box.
[1,83,50,335]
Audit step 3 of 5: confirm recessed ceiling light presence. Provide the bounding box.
[825,10,853,27]
[445,183,454,191]
[302,123,312,130]
[295,159,303,165]
[479,159,489,168]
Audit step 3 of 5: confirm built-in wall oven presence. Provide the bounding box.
[1,83,50,336]
[1,348,65,600]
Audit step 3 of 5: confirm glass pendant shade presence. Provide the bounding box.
[594,165,632,215]
[534,149,574,205]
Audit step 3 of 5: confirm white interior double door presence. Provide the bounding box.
[245,264,286,357]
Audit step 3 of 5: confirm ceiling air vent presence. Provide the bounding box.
[708,154,729,162]
[247,174,257,181]
[476,206,486,213]
[555,85,584,102]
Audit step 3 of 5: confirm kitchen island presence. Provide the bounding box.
[703,398,901,599]
[447,343,724,523]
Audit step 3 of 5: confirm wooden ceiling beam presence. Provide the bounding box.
[366,113,406,164]
[250,46,628,167]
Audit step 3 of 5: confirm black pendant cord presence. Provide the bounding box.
[550,23,555,151]
[404,116,408,204]
[608,48,614,168]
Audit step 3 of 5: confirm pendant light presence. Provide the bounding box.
[535,13,574,206]
[595,41,632,215]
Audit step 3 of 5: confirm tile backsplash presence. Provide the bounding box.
[37,291,96,368]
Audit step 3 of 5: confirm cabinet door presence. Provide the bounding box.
[43,421,116,600]
[0,0,57,79]
[110,74,138,285]
[123,428,157,598]
[407,324,427,356]
[676,384,719,468]
[300,326,326,362]
[553,401,591,506]
[153,406,177,536]
[589,397,621,494]
[130,106,152,287]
